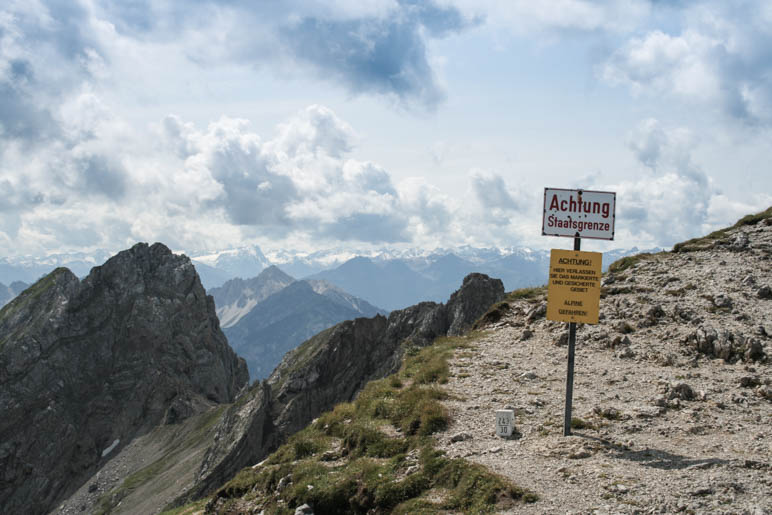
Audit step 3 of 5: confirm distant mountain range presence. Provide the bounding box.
[0,245,657,311]
[0,243,653,404]
[0,250,113,285]
[192,246,273,285]
[209,266,296,328]
[303,247,650,311]
[210,266,385,379]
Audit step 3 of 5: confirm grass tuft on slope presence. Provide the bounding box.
[197,334,537,514]
[672,205,772,253]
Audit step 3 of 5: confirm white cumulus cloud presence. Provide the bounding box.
[602,2,772,126]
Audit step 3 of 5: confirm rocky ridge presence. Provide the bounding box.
[0,243,248,515]
[439,213,772,513]
[55,272,504,514]
[182,272,505,504]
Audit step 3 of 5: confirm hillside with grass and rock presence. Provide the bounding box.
[170,207,771,515]
[437,209,771,514]
[50,270,505,515]
[4,209,769,515]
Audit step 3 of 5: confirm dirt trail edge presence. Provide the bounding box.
[440,221,771,514]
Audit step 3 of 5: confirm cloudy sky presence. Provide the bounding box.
[2,0,771,258]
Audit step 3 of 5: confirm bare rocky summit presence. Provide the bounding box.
[0,243,248,515]
[210,266,296,328]
[441,216,771,513]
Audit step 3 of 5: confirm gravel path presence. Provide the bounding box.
[439,222,772,514]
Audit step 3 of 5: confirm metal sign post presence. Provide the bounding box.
[542,187,615,437]
[563,235,580,436]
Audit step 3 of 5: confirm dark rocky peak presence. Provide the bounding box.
[212,265,295,301]
[446,272,505,335]
[383,301,447,347]
[0,242,248,514]
[210,264,296,328]
[259,264,294,281]
[75,242,198,305]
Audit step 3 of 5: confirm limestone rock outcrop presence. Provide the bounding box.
[0,243,248,515]
[446,273,506,336]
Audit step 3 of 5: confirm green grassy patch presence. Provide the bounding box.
[607,253,659,274]
[506,286,546,302]
[734,206,772,226]
[570,417,596,430]
[607,206,772,265]
[405,344,453,385]
[673,205,772,252]
[388,375,404,388]
[593,407,622,421]
[672,229,731,253]
[196,333,536,514]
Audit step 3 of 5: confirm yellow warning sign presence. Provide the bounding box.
[547,249,602,324]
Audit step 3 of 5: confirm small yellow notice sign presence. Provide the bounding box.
[547,249,602,324]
